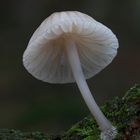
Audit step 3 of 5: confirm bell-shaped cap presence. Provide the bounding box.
[23,11,119,83]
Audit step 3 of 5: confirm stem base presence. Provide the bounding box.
[100,126,117,140]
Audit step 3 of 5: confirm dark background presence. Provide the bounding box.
[0,0,140,134]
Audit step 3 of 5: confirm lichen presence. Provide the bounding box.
[0,84,140,140]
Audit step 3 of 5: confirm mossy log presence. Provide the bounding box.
[0,84,140,140]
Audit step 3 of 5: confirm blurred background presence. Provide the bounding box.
[0,0,140,134]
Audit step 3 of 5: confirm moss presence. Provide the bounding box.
[61,84,140,140]
[0,129,50,140]
[0,84,140,140]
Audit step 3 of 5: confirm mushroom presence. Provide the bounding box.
[23,11,119,140]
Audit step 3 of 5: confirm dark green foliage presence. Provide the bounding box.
[0,84,139,140]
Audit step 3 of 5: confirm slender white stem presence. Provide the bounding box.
[65,39,113,131]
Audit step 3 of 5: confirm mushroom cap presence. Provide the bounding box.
[23,11,119,83]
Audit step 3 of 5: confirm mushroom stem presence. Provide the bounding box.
[65,39,117,139]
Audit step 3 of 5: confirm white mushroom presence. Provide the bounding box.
[23,11,119,140]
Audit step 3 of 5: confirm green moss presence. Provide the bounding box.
[0,129,49,140]
[61,84,140,140]
[0,84,140,140]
